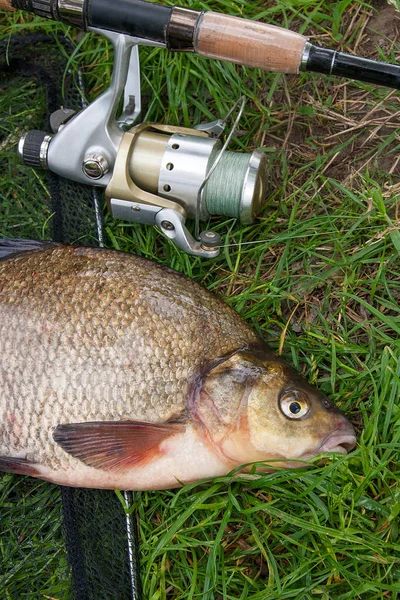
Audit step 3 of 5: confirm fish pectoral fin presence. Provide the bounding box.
[0,456,42,477]
[53,420,185,471]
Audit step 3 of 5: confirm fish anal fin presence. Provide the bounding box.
[53,420,185,472]
[0,456,42,477]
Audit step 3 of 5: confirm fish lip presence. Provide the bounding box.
[304,421,357,459]
[318,433,357,455]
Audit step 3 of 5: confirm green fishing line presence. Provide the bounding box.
[204,151,251,219]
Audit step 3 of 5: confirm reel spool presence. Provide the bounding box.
[106,121,269,256]
[126,128,267,223]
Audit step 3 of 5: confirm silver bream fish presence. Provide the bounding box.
[0,240,356,490]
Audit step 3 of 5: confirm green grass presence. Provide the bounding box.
[1,1,400,598]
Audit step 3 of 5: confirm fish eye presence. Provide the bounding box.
[279,391,310,419]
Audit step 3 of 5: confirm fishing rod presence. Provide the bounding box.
[3,0,400,257]
[3,0,400,89]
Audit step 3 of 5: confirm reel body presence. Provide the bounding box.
[18,29,268,257]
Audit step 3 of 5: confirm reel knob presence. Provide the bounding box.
[199,230,222,250]
[18,130,52,169]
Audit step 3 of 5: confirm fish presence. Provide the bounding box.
[0,239,356,490]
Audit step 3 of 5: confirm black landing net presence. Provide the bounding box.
[0,32,142,600]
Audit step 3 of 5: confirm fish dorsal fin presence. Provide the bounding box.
[53,420,185,471]
[0,238,58,260]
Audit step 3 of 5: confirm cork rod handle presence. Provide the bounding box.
[196,12,308,74]
[0,0,14,9]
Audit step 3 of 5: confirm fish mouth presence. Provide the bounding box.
[318,433,357,455]
[305,420,356,459]
[319,419,356,455]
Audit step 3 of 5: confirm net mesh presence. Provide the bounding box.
[62,488,141,600]
[0,32,141,600]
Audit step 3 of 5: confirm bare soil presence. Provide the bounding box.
[262,1,400,188]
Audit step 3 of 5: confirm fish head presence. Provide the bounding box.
[198,347,356,469]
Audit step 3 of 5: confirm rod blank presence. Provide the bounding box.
[305,43,400,89]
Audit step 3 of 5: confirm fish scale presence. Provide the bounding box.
[0,244,256,471]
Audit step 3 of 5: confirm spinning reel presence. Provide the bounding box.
[18,30,268,257]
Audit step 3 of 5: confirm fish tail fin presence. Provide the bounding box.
[0,238,58,260]
[0,455,43,477]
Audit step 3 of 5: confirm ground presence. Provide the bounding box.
[0,1,399,599]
